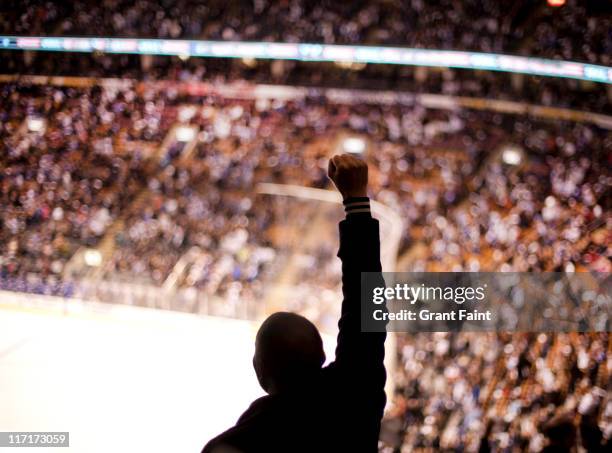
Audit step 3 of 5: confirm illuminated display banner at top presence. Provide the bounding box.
[1,35,611,84]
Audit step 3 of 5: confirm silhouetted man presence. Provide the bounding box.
[202,154,387,452]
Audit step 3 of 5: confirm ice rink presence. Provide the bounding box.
[0,295,270,452]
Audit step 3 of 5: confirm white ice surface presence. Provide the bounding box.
[0,304,267,453]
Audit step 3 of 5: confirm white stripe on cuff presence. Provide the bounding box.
[346,208,371,214]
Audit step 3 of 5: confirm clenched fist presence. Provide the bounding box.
[328,154,368,200]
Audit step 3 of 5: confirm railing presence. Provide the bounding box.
[0,276,260,320]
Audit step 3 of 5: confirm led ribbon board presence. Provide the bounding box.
[1,36,611,84]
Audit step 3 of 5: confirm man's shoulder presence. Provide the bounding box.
[202,369,353,453]
[236,394,276,424]
[201,395,272,453]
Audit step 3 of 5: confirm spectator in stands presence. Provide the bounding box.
[541,414,576,453]
[202,154,387,452]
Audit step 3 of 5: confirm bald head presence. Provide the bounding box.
[253,312,325,394]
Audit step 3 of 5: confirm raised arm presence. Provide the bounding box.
[327,154,387,450]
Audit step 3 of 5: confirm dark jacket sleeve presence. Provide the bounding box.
[333,211,387,450]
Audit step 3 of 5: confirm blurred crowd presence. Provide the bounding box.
[0,83,171,293]
[2,1,610,117]
[1,0,610,65]
[404,118,611,273]
[1,80,609,300]
[384,332,610,452]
